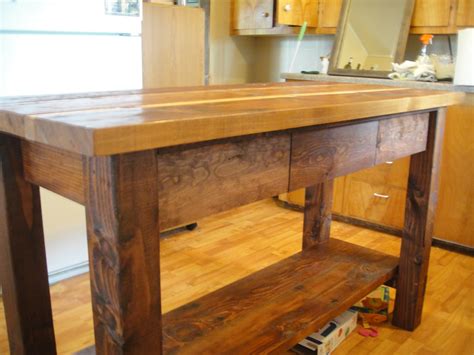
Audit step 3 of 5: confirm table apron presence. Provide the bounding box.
[21,111,430,230]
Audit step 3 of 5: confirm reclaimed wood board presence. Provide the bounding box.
[0,82,463,155]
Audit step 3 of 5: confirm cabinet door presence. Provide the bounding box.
[411,0,451,27]
[434,97,474,247]
[277,0,318,27]
[456,0,474,26]
[318,0,343,29]
[232,0,274,30]
[343,178,407,228]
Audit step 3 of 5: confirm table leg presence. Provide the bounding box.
[393,109,446,330]
[0,135,56,354]
[302,181,334,250]
[84,151,162,354]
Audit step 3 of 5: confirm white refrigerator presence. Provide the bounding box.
[0,0,143,281]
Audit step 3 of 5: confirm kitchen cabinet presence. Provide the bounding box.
[231,0,274,30]
[317,0,343,31]
[276,0,318,27]
[231,0,473,36]
[456,0,474,26]
[280,94,474,249]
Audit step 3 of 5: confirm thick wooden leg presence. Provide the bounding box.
[84,151,162,354]
[393,109,446,330]
[0,135,56,354]
[302,181,334,250]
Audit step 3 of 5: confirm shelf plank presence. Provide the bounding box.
[162,238,398,354]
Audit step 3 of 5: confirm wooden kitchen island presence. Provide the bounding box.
[0,82,463,354]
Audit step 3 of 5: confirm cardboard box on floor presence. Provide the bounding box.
[291,309,358,355]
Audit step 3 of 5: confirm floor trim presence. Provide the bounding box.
[273,197,474,256]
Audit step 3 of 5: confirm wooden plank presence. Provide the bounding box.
[0,135,56,354]
[142,4,205,89]
[393,109,446,330]
[276,0,318,27]
[232,0,274,30]
[84,151,162,354]
[0,82,463,156]
[375,113,429,164]
[162,238,399,354]
[22,141,84,204]
[289,121,378,190]
[302,181,334,249]
[158,133,290,230]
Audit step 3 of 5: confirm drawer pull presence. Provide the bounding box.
[261,12,270,18]
[373,193,390,199]
[385,161,393,165]
[283,4,292,12]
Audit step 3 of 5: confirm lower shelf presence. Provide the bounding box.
[163,238,398,354]
[78,239,399,354]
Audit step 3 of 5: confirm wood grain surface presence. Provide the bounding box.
[302,181,334,249]
[22,141,84,204]
[0,135,56,354]
[393,109,446,330]
[289,121,378,190]
[375,113,429,164]
[84,151,162,354]
[162,238,398,354]
[0,82,463,155]
[157,133,290,230]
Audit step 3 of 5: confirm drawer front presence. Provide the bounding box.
[343,178,407,228]
[348,157,410,190]
[158,132,290,229]
[289,121,378,191]
[233,0,274,30]
[375,113,429,164]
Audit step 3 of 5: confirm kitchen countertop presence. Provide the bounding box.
[0,82,463,156]
[281,73,474,93]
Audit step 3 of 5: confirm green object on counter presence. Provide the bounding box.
[301,71,319,75]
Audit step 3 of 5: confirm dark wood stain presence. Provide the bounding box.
[289,121,378,190]
[303,181,334,249]
[84,151,163,354]
[0,134,56,354]
[392,109,446,330]
[376,112,429,164]
[161,238,398,354]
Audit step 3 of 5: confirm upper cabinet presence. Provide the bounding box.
[231,0,474,36]
[232,0,274,30]
[317,0,343,31]
[277,0,319,27]
[456,0,474,26]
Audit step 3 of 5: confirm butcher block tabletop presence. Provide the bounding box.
[0,82,463,156]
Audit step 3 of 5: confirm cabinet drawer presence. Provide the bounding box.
[277,0,318,27]
[232,0,274,30]
[375,113,429,164]
[289,121,378,190]
[348,157,409,190]
[343,179,407,228]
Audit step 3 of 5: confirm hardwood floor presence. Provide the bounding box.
[1,199,473,354]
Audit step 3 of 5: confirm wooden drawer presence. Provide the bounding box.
[289,121,378,191]
[348,157,410,190]
[343,178,407,228]
[277,0,318,27]
[232,0,274,30]
[158,133,290,229]
[375,113,429,164]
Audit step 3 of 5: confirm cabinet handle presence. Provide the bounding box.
[385,161,393,165]
[373,193,390,199]
[283,4,292,12]
[261,12,270,18]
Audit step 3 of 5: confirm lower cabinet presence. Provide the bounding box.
[280,94,474,248]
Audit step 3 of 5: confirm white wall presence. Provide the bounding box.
[0,33,142,283]
[254,36,334,82]
[209,0,256,84]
